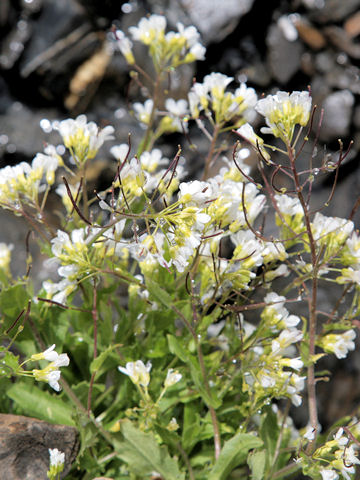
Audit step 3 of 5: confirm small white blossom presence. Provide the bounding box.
[178,180,215,208]
[129,14,166,44]
[303,426,316,441]
[118,360,152,387]
[133,99,154,127]
[256,91,312,141]
[164,369,182,388]
[275,194,303,216]
[115,29,135,64]
[52,115,114,161]
[49,448,65,467]
[320,469,339,480]
[31,344,58,362]
[237,123,270,161]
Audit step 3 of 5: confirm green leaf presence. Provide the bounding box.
[146,280,174,308]
[7,383,75,426]
[260,407,279,469]
[208,433,263,480]
[248,449,266,480]
[0,284,29,321]
[167,334,221,408]
[0,349,20,377]
[115,421,185,480]
[90,347,114,374]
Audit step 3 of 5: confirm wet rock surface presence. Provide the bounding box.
[0,414,79,480]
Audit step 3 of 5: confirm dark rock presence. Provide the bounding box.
[319,89,355,142]
[0,414,79,480]
[324,26,360,59]
[308,0,360,23]
[293,16,326,50]
[266,23,304,84]
[150,0,255,44]
[344,10,360,38]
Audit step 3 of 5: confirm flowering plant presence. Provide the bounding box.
[0,13,359,480]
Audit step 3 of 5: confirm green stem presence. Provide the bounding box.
[287,144,319,451]
[138,74,162,156]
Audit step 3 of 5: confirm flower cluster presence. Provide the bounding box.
[115,14,205,71]
[189,73,257,127]
[1,13,359,479]
[47,448,65,480]
[31,344,70,392]
[0,242,13,277]
[0,145,62,211]
[43,226,110,304]
[256,90,312,142]
[300,428,360,480]
[52,114,114,164]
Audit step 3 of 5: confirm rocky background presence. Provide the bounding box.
[1,0,360,451]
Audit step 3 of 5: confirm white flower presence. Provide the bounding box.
[31,344,58,362]
[140,149,168,173]
[176,23,200,46]
[312,212,353,242]
[337,267,360,285]
[189,42,206,60]
[0,242,13,270]
[133,99,154,126]
[52,353,70,368]
[118,360,152,387]
[164,369,182,388]
[256,90,312,140]
[129,14,166,44]
[49,448,65,468]
[31,345,69,366]
[303,426,316,441]
[165,98,188,117]
[178,180,214,207]
[281,357,303,371]
[204,73,233,97]
[320,469,339,480]
[258,370,276,388]
[271,329,303,354]
[164,98,189,132]
[236,123,270,161]
[110,144,130,162]
[334,427,349,447]
[275,194,303,216]
[344,444,360,465]
[52,115,114,161]
[115,29,134,64]
[329,330,356,359]
[32,144,61,185]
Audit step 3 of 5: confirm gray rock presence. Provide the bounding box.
[151,0,255,44]
[266,23,304,84]
[181,0,255,43]
[320,89,355,142]
[308,0,360,23]
[0,414,79,480]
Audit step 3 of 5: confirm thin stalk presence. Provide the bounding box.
[287,144,319,449]
[87,279,98,415]
[171,304,221,460]
[177,442,196,480]
[81,164,89,220]
[138,74,161,155]
[202,124,221,180]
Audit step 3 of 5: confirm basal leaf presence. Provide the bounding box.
[116,421,185,480]
[7,382,75,426]
[208,433,263,480]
